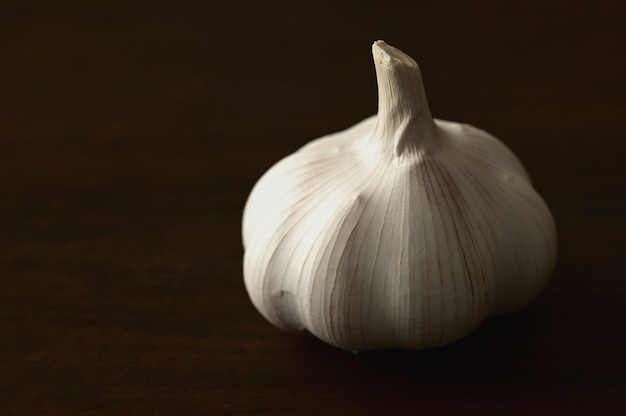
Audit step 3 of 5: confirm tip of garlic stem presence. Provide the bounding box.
[371,40,437,158]
[372,40,418,68]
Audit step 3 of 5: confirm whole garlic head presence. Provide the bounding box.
[242,41,557,351]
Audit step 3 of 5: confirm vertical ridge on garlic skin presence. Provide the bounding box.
[278,153,384,342]
[411,161,435,347]
[419,160,449,345]
[377,162,413,348]
[444,157,506,318]
[303,160,408,350]
[440,158,494,329]
[356,161,401,347]
[308,162,394,349]
[308,195,363,344]
[422,159,471,345]
[382,161,410,347]
[249,154,369,331]
[435,161,476,334]
[394,165,411,347]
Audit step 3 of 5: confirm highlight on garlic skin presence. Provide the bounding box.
[242,40,557,351]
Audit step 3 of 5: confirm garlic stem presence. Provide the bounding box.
[371,40,438,157]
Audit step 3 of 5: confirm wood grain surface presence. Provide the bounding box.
[1,1,625,414]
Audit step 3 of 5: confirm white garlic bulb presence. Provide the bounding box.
[242,41,557,351]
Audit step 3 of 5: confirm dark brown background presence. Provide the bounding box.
[1,0,625,414]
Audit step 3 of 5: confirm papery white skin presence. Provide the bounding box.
[242,41,557,351]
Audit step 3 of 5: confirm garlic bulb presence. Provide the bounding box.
[242,41,557,351]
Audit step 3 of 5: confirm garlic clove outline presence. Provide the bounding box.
[242,40,557,351]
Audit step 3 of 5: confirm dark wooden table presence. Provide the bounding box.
[2,1,625,414]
